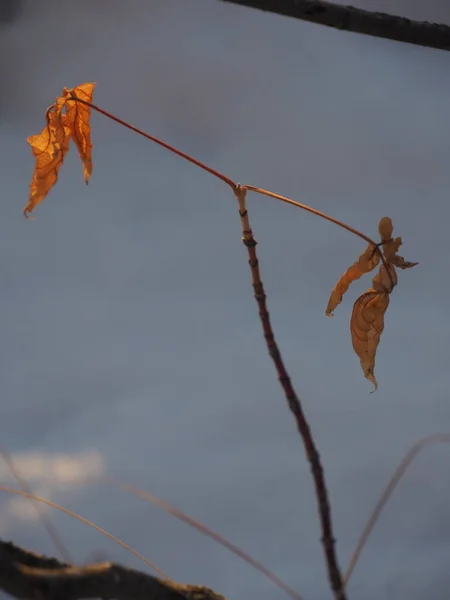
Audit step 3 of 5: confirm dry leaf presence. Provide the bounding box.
[24,103,71,217]
[383,237,418,270]
[379,216,418,270]
[62,82,95,183]
[325,243,380,316]
[24,82,96,216]
[371,263,397,293]
[326,216,417,391]
[350,289,390,392]
[378,216,393,241]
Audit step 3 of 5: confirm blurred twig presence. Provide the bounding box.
[345,433,450,584]
[220,0,450,51]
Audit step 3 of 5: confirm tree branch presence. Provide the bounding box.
[219,0,450,52]
[234,186,346,600]
[0,539,226,600]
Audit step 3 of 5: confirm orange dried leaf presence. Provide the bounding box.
[327,217,417,390]
[350,289,390,392]
[63,82,95,183]
[383,237,418,270]
[325,243,380,316]
[378,217,418,270]
[24,104,70,217]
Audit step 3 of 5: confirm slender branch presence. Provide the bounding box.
[233,184,346,600]
[242,185,395,289]
[0,443,73,564]
[219,0,450,52]
[0,539,226,600]
[68,94,237,190]
[242,185,375,245]
[345,433,450,584]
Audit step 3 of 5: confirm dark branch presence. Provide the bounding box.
[0,539,227,600]
[234,187,346,600]
[220,0,450,51]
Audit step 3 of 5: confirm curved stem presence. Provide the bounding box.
[69,94,237,190]
[242,184,394,287]
[242,184,375,245]
[345,433,450,585]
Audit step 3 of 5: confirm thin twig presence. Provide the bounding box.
[233,184,346,600]
[0,487,172,582]
[242,184,394,288]
[220,0,450,52]
[0,443,73,564]
[344,433,450,585]
[68,94,237,190]
[242,185,376,244]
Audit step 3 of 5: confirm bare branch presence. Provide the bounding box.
[0,539,226,600]
[234,186,346,600]
[220,0,450,52]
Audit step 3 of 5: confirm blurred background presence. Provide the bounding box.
[0,1,21,25]
[0,1,450,599]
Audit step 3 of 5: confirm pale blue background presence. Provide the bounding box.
[1,2,450,599]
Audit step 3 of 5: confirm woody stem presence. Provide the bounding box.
[234,184,347,600]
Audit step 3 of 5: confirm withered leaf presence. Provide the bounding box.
[383,237,418,270]
[327,216,417,391]
[325,243,380,316]
[62,82,95,183]
[24,103,71,218]
[379,216,418,270]
[350,289,390,392]
[25,82,96,216]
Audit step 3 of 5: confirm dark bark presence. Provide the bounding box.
[220,0,450,51]
[0,539,226,600]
